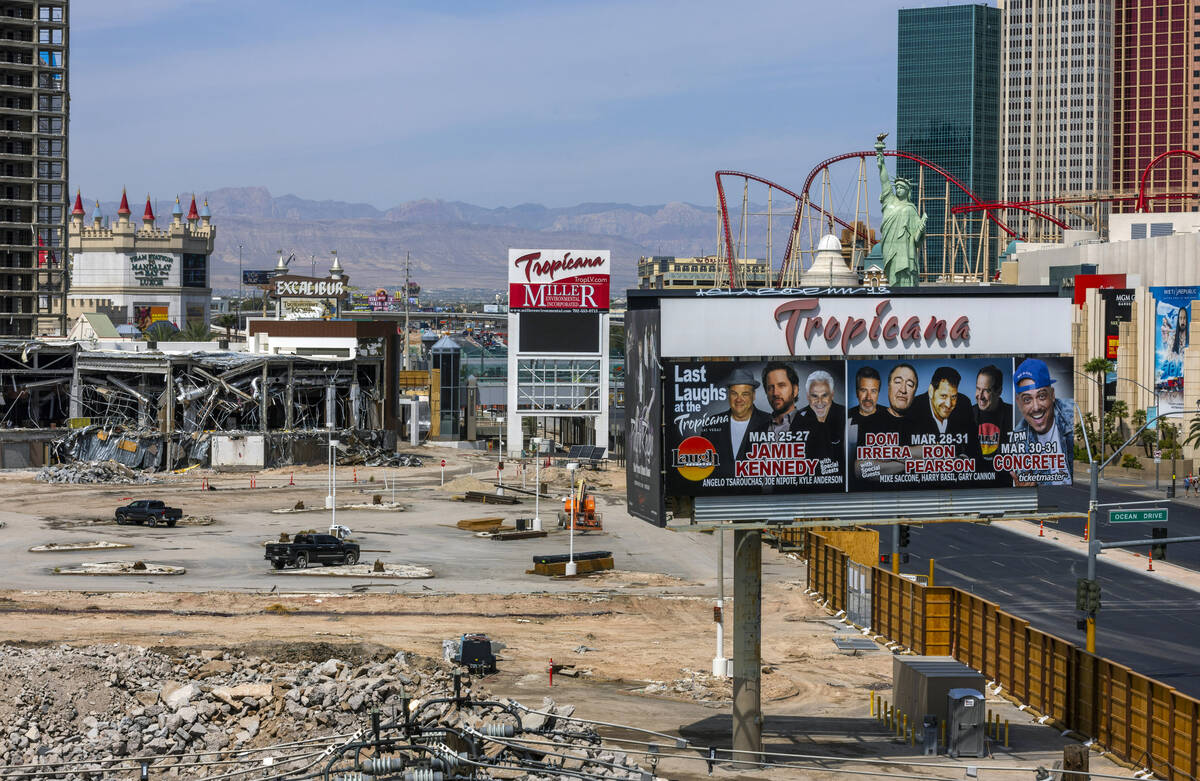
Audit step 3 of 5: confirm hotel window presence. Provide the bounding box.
[182,253,207,288]
[38,6,63,21]
[37,28,62,44]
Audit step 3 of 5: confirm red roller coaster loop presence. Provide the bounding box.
[1136,149,1200,212]
[717,150,1018,287]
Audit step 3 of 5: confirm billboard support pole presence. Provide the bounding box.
[732,527,762,761]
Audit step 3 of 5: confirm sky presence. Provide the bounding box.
[70,0,918,210]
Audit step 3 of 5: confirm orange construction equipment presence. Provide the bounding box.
[558,481,603,532]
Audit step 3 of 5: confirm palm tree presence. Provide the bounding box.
[173,321,214,342]
[1083,357,1113,458]
[1131,408,1153,456]
[214,313,237,335]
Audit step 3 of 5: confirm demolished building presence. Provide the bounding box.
[0,319,431,471]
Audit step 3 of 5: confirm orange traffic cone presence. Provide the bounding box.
[353,468,358,483]
[1039,520,1044,537]
[289,472,295,486]
[1148,548,1155,572]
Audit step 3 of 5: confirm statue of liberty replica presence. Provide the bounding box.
[875,132,926,287]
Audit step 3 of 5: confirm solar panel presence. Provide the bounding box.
[833,636,880,651]
[568,445,587,459]
[589,446,607,460]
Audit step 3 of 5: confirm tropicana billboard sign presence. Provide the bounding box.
[508,249,610,311]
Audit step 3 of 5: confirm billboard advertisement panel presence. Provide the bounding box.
[665,360,846,496]
[242,269,273,286]
[625,308,664,525]
[508,249,610,311]
[663,355,1074,496]
[1151,286,1198,414]
[1099,288,1133,412]
[847,357,1074,490]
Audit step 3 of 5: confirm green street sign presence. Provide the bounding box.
[1108,508,1168,524]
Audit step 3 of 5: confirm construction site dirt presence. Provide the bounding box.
[0,446,1138,780]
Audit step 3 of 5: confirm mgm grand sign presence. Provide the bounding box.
[269,274,348,299]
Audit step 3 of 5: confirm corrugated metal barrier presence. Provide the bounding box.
[801,530,1200,780]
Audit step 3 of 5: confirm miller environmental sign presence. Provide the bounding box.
[130,253,173,287]
[508,249,610,312]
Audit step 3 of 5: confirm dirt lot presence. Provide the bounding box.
[0,445,1137,780]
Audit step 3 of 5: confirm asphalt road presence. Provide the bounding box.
[1039,477,1200,570]
[891,475,1200,697]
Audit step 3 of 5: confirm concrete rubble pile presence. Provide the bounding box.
[35,460,155,485]
[0,643,647,779]
[335,430,424,468]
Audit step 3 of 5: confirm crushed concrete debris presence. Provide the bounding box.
[36,460,156,485]
[0,643,646,779]
[270,563,433,579]
[334,431,424,467]
[29,541,133,553]
[52,561,187,576]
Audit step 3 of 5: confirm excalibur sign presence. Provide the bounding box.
[270,275,348,299]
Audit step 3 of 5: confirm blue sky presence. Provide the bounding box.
[71,1,916,209]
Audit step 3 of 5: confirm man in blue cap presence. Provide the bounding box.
[1012,358,1074,484]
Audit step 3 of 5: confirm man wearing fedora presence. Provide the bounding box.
[707,366,771,479]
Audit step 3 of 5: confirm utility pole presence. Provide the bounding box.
[403,251,411,370]
[237,243,243,329]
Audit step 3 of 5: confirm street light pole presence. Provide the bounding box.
[1083,407,1191,653]
[566,461,578,576]
[532,437,542,531]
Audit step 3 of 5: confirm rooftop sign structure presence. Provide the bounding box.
[508,249,610,311]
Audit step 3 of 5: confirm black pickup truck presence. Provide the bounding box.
[115,500,183,527]
[264,533,360,570]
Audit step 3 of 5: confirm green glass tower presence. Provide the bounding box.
[896,4,1000,280]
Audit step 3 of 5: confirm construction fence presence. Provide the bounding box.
[797,529,1200,781]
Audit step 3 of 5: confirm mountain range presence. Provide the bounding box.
[91,187,727,295]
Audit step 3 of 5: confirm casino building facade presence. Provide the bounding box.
[67,191,215,331]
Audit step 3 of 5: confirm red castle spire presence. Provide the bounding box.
[186,194,199,221]
[117,188,131,216]
[71,189,84,216]
[143,194,155,222]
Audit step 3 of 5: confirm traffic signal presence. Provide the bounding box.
[1152,527,1168,561]
[1076,578,1101,613]
[898,524,912,548]
[1086,580,1101,613]
[880,553,890,566]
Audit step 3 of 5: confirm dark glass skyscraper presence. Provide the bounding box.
[896,4,1000,280]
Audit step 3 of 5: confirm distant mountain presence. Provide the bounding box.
[86,188,725,294]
